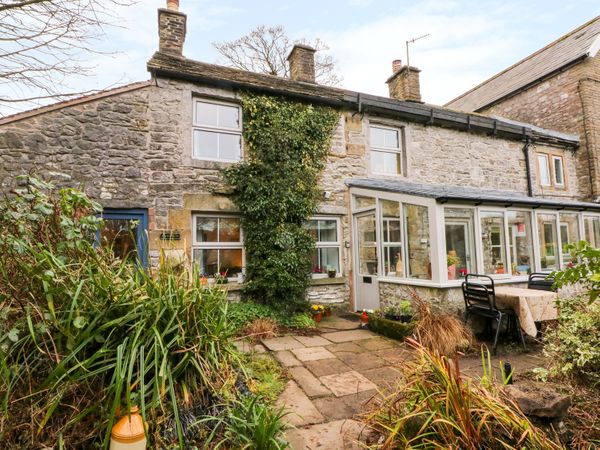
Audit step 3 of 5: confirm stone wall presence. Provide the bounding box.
[481,53,600,200]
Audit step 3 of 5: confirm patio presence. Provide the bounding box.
[252,315,546,449]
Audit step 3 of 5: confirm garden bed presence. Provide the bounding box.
[368,315,415,341]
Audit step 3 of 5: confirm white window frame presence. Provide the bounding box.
[191,214,244,280]
[369,124,403,176]
[552,155,565,187]
[308,216,342,278]
[192,98,243,163]
[537,154,551,187]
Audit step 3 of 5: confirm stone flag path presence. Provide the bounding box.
[254,316,546,449]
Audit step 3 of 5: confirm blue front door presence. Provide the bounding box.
[100,208,149,267]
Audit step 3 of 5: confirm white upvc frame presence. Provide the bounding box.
[552,155,565,187]
[191,213,245,280]
[537,154,551,187]
[192,98,243,163]
[368,124,404,176]
[308,216,342,278]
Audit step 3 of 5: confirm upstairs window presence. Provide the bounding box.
[193,99,242,162]
[537,152,566,189]
[537,154,551,186]
[552,156,565,187]
[370,125,402,175]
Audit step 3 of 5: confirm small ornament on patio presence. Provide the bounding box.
[360,310,369,329]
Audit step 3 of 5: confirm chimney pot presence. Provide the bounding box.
[158,3,186,56]
[392,59,402,73]
[287,44,317,83]
[386,60,422,103]
[167,0,179,11]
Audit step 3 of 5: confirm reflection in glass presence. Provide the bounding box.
[480,211,507,275]
[193,248,242,276]
[100,219,138,262]
[381,200,402,277]
[354,196,376,209]
[311,248,340,274]
[584,216,600,248]
[404,204,431,280]
[537,214,558,271]
[507,211,533,275]
[357,213,378,275]
[371,151,401,175]
[560,213,579,266]
[307,219,340,274]
[444,208,475,279]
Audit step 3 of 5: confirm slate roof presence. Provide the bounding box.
[445,16,600,112]
[346,178,600,211]
[147,52,578,148]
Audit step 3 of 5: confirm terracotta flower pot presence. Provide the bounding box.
[324,307,332,317]
[312,313,323,323]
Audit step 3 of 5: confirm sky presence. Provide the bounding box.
[3,0,600,115]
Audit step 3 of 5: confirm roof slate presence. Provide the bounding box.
[445,16,600,112]
[346,178,600,211]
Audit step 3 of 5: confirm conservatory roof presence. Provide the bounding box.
[346,179,600,211]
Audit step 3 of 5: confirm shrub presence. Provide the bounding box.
[366,338,562,449]
[228,301,315,333]
[552,241,600,303]
[543,296,600,386]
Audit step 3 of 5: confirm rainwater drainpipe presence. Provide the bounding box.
[523,136,533,197]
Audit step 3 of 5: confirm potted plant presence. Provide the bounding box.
[399,299,413,323]
[312,266,328,279]
[213,271,229,284]
[383,305,400,321]
[310,304,324,322]
[324,305,332,317]
[496,261,505,274]
[447,250,460,280]
[327,265,337,278]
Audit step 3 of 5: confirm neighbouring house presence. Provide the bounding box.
[1,1,599,315]
[446,16,600,210]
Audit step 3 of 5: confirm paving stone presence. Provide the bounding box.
[326,342,365,354]
[233,340,251,353]
[276,381,324,427]
[357,337,398,351]
[252,343,267,353]
[319,370,378,397]
[273,350,302,367]
[374,347,412,365]
[318,316,362,331]
[289,366,331,398]
[285,419,368,450]
[261,336,305,351]
[322,329,377,343]
[336,351,387,370]
[292,346,336,362]
[294,335,332,347]
[313,396,358,421]
[304,357,352,377]
[358,366,402,388]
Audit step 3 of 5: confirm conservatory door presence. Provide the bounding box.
[354,211,380,311]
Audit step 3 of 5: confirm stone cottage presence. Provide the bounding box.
[1,1,599,314]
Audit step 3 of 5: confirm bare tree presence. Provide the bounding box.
[0,0,133,113]
[213,25,342,86]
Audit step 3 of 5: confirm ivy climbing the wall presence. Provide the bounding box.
[225,94,339,312]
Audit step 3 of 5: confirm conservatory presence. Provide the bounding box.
[347,179,600,310]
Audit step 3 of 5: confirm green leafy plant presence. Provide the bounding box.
[366,338,563,449]
[224,94,339,312]
[227,301,315,332]
[552,240,600,302]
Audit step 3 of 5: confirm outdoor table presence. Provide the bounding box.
[494,286,558,337]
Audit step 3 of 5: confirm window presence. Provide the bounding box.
[538,154,551,186]
[553,156,565,186]
[307,218,341,276]
[560,213,579,266]
[370,125,402,175]
[381,200,403,277]
[192,216,243,278]
[445,208,476,279]
[507,211,534,275]
[100,209,148,267]
[193,99,242,162]
[404,203,431,279]
[584,216,600,248]
[537,213,559,271]
[480,211,507,275]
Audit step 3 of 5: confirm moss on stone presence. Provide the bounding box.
[368,315,415,341]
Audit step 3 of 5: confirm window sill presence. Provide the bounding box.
[378,275,530,289]
[189,158,239,169]
[310,277,346,286]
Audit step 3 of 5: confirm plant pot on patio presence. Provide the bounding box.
[312,313,323,323]
[324,306,332,317]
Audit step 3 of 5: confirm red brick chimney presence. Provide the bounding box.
[386,59,422,102]
[158,0,186,56]
[287,44,316,83]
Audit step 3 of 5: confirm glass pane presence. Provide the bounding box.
[370,126,386,147]
[383,245,403,277]
[307,220,318,240]
[357,213,378,275]
[218,133,241,161]
[100,219,138,262]
[584,217,600,248]
[404,204,431,280]
[196,217,218,242]
[537,213,559,271]
[219,218,241,242]
[371,150,400,174]
[560,213,579,265]
[318,247,339,273]
[553,157,564,185]
[218,104,240,129]
[196,101,218,127]
[194,130,218,159]
[480,211,507,275]
[354,196,375,209]
[318,220,337,242]
[538,154,550,186]
[193,248,218,276]
[219,249,243,276]
[381,200,401,243]
[444,208,476,278]
[384,129,399,148]
[507,211,533,276]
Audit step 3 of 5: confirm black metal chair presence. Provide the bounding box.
[527,272,557,292]
[462,274,526,354]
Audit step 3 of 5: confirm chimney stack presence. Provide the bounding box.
[386,59,422,102]
[287,44,316,83]
[158,0,186,56]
